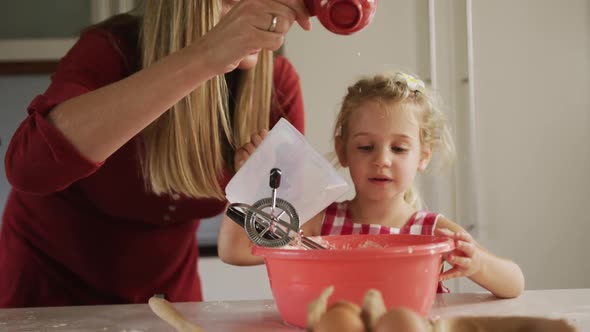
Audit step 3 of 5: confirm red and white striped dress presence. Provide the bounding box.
[319,200,450,293]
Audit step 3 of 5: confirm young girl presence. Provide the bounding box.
[218,72,525,299]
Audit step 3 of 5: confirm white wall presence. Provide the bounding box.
[471,0,590,289]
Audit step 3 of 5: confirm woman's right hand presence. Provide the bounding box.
[192,0,312,75]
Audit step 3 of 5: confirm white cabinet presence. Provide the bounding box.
[199,257,273,301]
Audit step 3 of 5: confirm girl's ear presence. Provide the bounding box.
[418,145,432,172]
[335,136,348,167]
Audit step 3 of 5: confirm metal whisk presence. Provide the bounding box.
[226,168,326,250]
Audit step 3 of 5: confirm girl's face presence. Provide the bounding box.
[221,0,260,70]
[337,101,430,202]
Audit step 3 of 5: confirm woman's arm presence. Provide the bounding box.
[217,130,268,266]
[6,1,310,194]
[49,0,310,163]
[5,30,222,194]
[218,211,265,266]
[435,217,525,298]
[47,40,216,163]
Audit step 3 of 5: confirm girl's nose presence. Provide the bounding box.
[373,148,392,167]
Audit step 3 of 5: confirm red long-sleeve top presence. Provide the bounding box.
[0,18,304,308]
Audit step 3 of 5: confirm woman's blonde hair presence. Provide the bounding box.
[334,72,455,208]
[139,0,273,200]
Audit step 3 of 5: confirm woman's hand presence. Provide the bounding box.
[219,131,269,267]
[435,228,483,281]
[234,129,269,171]
[194,0,312,74]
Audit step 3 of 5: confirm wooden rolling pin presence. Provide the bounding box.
[148,296,205,332]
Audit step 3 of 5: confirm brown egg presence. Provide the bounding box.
[374,307,432,332]
[314,301,365,332]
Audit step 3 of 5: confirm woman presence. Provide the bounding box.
[0,0,310,307]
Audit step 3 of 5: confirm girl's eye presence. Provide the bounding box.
[358,145,373,152]
[392,146,408,153]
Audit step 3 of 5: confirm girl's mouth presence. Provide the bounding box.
[369,177,392,182]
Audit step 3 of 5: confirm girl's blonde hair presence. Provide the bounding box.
[334,72,455,208]
[139,0,273,200]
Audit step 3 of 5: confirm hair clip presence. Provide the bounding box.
[394,72,426,93]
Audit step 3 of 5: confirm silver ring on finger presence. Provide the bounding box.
[268,15,278,32]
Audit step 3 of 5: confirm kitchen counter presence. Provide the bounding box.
[0,289,589,331]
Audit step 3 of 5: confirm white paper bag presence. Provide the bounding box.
[225,118,350,225]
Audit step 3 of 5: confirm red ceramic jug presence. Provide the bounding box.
[304,0,377,35]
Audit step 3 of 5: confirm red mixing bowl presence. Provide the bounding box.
[253,234,454,328]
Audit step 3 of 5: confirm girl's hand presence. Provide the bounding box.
[435,228,483,281]
[194,0,311,74]
[234,129,269,171]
